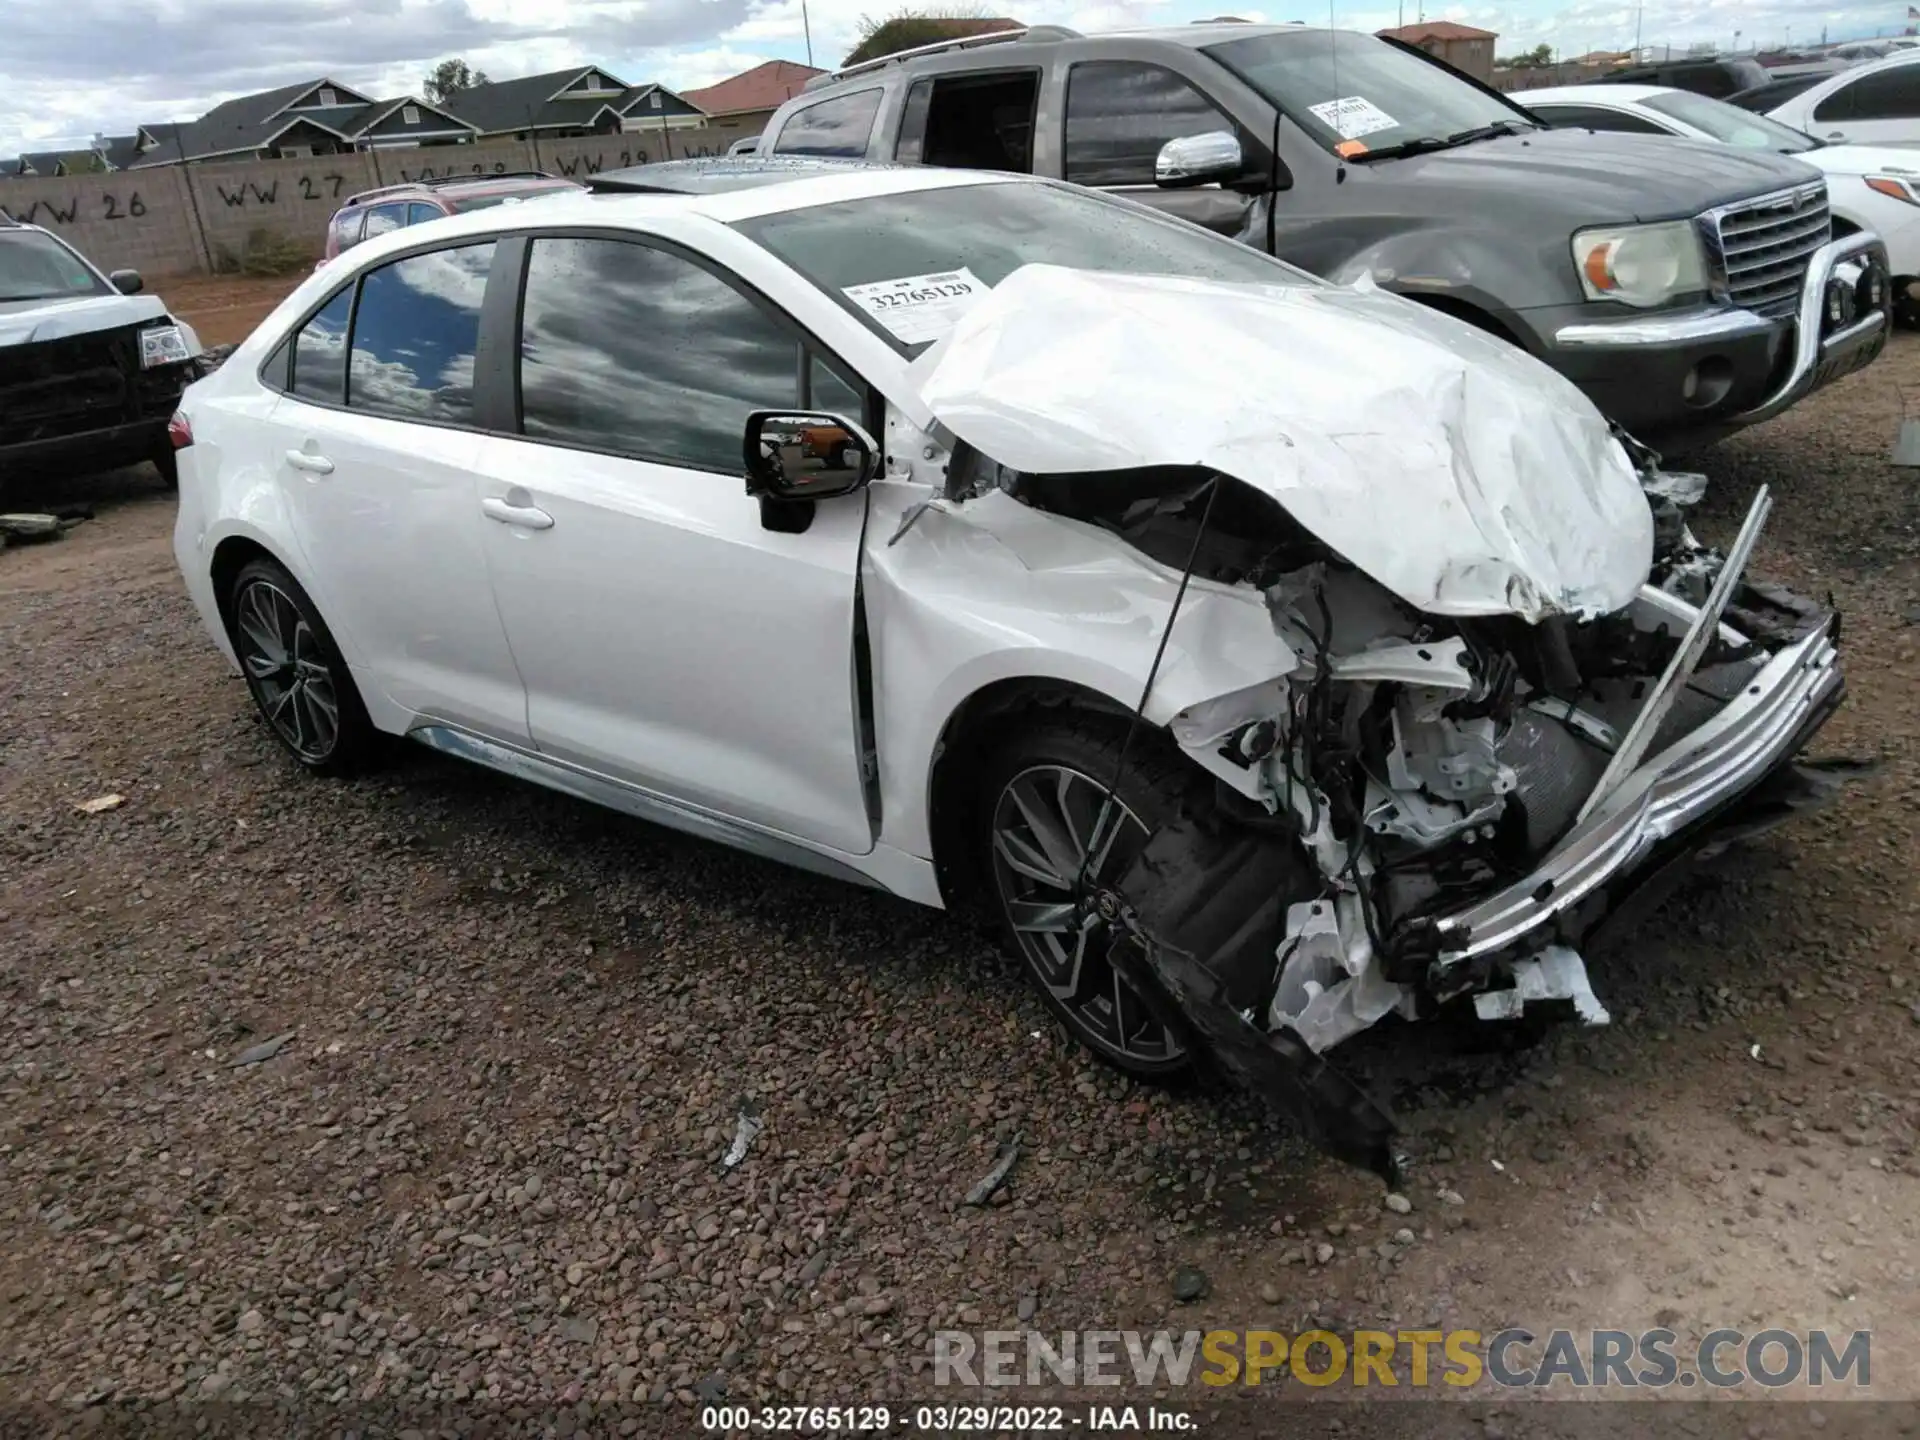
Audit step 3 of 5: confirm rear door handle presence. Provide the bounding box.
[285,449,334,474]
[482,496,555,530]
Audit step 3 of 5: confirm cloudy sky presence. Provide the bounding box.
[2,0,1912,155]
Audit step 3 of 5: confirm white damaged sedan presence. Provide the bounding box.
[171,159,1848,1177]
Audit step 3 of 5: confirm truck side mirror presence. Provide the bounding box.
[1156,131,1245,188]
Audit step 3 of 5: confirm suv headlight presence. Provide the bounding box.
[139,322,192,369]
[1572,222,1707,307]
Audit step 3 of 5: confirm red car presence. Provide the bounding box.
[319,172,581,266]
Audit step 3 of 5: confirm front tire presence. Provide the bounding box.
[977,716,1209,1081]
[226,558,375,775]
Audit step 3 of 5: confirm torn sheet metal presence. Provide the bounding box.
[910,264,1653,624]
[1473,946,1610,1026]
[1269,897,1415,1053]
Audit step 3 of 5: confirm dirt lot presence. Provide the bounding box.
[1,331,1918,1433]
[159,274,306,350]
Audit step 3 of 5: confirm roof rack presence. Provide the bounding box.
[341,170,557,206]
[803,25,1081,89]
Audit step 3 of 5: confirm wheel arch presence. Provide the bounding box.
[1402,291,1528,348]
[924,675,1144,910]
[208,532,285,638]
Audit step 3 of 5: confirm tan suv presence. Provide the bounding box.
[319,172,580,266]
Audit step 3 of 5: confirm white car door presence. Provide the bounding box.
[1802,63,1920,147]
[469,232,876,855]
[270,241,531,742]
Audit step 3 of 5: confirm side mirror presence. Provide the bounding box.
[1155,131,1244,188]
[743,411,878,502]
[109,269,144,295]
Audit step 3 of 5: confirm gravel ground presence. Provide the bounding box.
[1,331,1917,1434]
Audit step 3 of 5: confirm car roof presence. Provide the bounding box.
[588,155,910,194]
[315,163,1026,271]
[1522,84,1671,106]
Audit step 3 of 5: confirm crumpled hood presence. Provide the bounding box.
[909,264,1654,623]
[0,292,172,348]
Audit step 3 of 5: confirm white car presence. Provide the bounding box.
[1753,47,1920,147]
[170,159,1848,1177]
[1524,83,1920,311]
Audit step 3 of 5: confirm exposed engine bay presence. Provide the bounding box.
[944,441,1846,1180]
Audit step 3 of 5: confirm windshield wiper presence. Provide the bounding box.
[1350,118,1533,162]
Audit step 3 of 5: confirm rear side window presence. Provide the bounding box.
[1064,62,1236,186]
[1816,66,1920,122]
[1533,104,1672,135]
[515,236,828,472]
[773,88,883,157]
[290,287,353,405]
[362,202,410,240]
[346,242,494,425]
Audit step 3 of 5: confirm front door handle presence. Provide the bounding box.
[285,449,334,474]
[482,495,555,530]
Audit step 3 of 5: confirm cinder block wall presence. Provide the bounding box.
[0,117,760,278]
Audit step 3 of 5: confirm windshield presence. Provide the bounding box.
[734,180,1312,356]
[1641,90,1818,152]
[0,229,110,302]
[1205,30,1534,158]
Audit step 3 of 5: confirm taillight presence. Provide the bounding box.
[168,412,193,449]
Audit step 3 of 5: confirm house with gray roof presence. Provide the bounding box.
[126,77,478,167]
[443,66,702,141]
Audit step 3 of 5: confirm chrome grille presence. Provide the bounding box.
[1706,182,1830,320]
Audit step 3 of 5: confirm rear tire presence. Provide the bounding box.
[226,557,376,776]
[976,715,1212,1081]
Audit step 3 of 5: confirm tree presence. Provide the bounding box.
[842,7,1005,67]
[424,58,490,104]
[1497,43,1554,68]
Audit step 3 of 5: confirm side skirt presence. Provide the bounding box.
[409,724,891,894]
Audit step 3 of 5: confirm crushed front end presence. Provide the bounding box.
[910,262,1854,1179]
[1099,476,1845,1180]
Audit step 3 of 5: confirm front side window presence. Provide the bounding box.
[290,286,353,405]
[772,88,883,157]
[346,242,493,424]
[734,179,1310,357]
[1205,30,1535,158]
[407,202,443,225]
[0,229,109,300]
[517,236,816,472]
[1064,62,1236,186]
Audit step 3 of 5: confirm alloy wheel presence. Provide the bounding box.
[988,763,1184,1067]
[233,579,340,764]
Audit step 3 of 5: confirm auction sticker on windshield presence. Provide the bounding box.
[842,268,988,345]
[1307,95,1397,140]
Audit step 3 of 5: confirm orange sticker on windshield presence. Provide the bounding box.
[1335,139,1369,158]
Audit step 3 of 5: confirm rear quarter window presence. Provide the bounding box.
[772,88,884,157]
[329,209,365,252]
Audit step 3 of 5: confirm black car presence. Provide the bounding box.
[0,215,208,494]
[1584,56,1770,99]
[760,24,1890,452]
